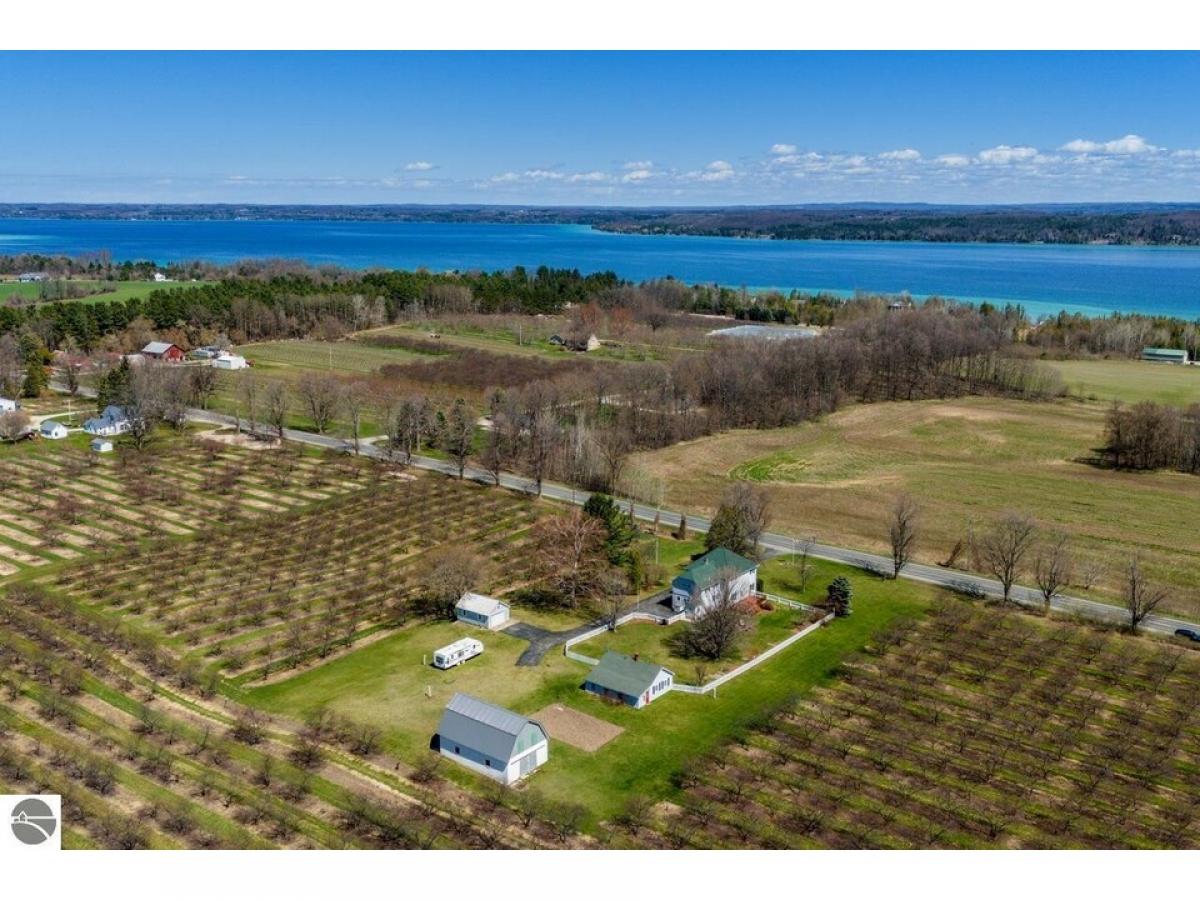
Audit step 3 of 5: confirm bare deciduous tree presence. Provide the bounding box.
[530,509,609,608]
[296,372,343,435]
[0,410,30,443]
[1033,531,1073,613]
[263,381,289,444]
[1123,553,1168,634]
[888,493,920,579]
[977,512,1037,604]
[413,546,487,620]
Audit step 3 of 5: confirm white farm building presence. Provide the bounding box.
[434,693,548,785]
[84,405,131,437]
[455,593,510,631]
[39,419,69,440]
[212,353,248,370]
[0,397,18,413]
[670,547,758,615]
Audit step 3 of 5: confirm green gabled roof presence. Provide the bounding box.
[673,547,757,593]
[587,651,669,698]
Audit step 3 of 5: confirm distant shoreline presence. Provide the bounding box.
[5,202,1200,246]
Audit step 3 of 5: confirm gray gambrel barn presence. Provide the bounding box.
[434,693,548,785]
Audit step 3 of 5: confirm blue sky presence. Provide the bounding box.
[2,51,1200,205]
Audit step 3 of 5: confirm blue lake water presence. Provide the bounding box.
[1,218,1198,319]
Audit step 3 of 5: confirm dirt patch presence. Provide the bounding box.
[195,429,281,451]
[532,703,623,752]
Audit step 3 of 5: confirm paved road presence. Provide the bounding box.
[52,386,1200,640]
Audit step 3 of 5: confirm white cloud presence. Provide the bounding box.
[490,171,520,183]
[769,143,797,155]
[697,160,735,181]
[1060,134,1158,155]
[404,161,435,171]
[935,154,971,168]
[567,171,610,183]
[622,160,653,170]
[621,168,654,183]
[977,144,1040,165]
[879,148,921,161]
[522,169,564,180]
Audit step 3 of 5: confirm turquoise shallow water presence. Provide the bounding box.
[2,218,1198,318]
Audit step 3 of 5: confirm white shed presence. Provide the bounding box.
[212,353,248,370]
[0,397,18,413]
[455,592,511,631]
[90,437,114,453]
[40,420,69,440]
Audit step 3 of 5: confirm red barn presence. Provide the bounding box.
[141,341,185,363]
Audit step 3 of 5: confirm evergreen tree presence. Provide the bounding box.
[21,357,47,398]
[704,504,752,556]
[582,493,637,567]
[826,576,853,617]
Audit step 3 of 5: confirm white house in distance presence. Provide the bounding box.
[670,547,759,615]
[0,397,18,413]
[84,405,131,437]
[434,693,549,785]
[584,651,674,709]
[39,419,69,440]
[212,353,248,370]
[455,592,511,631]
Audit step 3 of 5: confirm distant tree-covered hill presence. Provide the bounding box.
[4,203,1200,245]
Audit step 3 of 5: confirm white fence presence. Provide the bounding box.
[563,611,685,665]
[673,612,835,695]
[563,605,836,695]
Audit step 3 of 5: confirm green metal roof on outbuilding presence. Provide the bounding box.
[1141,347,1188,361]
[586,651,671,698]
[672,547,757,594]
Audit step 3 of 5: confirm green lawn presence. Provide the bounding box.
[246,554,942,827]
[239,339,430,374]
[243,620,582,759]
[1045,358,1200,406]
[0,279,211,305]
[574,605,816,681]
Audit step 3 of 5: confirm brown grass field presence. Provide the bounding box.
[631,396,1200,618]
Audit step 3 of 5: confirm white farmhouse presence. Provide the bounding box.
[83,405,131,437]
[670,547,758,615]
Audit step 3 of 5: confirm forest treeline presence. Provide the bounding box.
[593,206,1200,245]
[1103,401,1200,474]
[4,255,1198,362]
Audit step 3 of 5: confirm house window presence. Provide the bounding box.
[454,746,460,754]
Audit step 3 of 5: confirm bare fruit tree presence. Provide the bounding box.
[1032,531,1073,613]
[0,410,30,443]
[977,512,1037,605]
[1123,553,1168,634]
[888,494,920,579]
[413,546,487,620]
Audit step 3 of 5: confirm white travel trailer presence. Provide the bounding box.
[432,638,484,670]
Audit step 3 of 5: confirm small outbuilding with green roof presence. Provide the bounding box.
[670,547,758,614]
[584,651,674,709]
